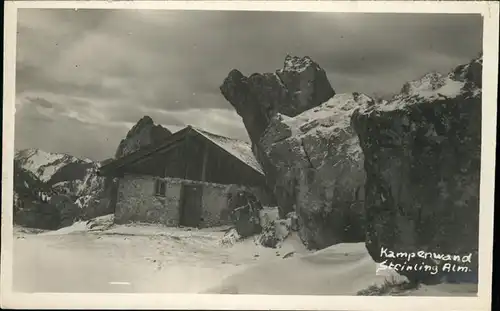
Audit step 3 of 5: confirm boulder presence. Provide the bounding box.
[260,93,369,249]
[229,190,263,238]
[86,214,115,231]
[259,218,292,248]
[221,55,365,250]
[115,115,172,158]
[258,207,295,248]
[351,56,482,283]
[219,228,242,247]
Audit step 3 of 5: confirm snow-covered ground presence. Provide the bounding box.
[12,219,478,296]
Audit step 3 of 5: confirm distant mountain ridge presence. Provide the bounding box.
[13,148,108,228]
[12,116,173,229]
[16,148,95,180]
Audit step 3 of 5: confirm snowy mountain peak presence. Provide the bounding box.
[16,149,71,182]
[368,56,483,112]
[400,71,445,96]
[15,148,98,183]
[448,55,482,87]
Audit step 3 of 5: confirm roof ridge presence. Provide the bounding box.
[100,125,263,176]
[190,128,263,174]
[191,126,250,145]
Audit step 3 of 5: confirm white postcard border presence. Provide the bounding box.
[1,1,498,310]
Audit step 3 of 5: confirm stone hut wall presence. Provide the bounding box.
[114,174,251,227]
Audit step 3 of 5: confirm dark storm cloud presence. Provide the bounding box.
[15,110,125,160]
[15,9,483,160]
[16,63,123,100]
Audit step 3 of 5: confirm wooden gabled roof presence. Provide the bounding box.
[98,125,263,177]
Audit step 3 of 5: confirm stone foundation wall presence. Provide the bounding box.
[115,174,181,226]
[199,182,234,227]
[115,174,251,227]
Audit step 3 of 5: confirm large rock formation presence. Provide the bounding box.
[260,94,369,249]
[115,116,172,158]
[351,55,482,283]
[220,55,335,147]
[221,55,365,249]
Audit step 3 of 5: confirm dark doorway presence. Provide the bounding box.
[179,184,203,227]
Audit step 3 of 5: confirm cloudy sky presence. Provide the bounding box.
[15,9,482,161]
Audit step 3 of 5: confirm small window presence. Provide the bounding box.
[154,180,167,196]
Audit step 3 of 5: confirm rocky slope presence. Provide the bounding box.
[13,148,108,228]
[221,55,365,249]
[351,55,482,283]
[115,115,172,158]
[14,149,102,200]
[15,148,95,188]
[13,160,60,229]
[260,93,369,249]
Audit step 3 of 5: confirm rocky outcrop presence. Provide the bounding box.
[86,214,115,231]
[115,116,172,158]
[351,56,482,283]
[220,55,334,148]
[259,94,369,249]
[221,55,365,250]
[76,173,116,221]
[81,116,172,219]
[13,148,109,229]
[259,218,292,248]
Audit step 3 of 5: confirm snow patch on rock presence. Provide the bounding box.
[364,55,483,113]
[259,206,280,228]
[15,149,69,182]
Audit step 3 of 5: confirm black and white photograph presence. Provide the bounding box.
[1,1,498,310]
